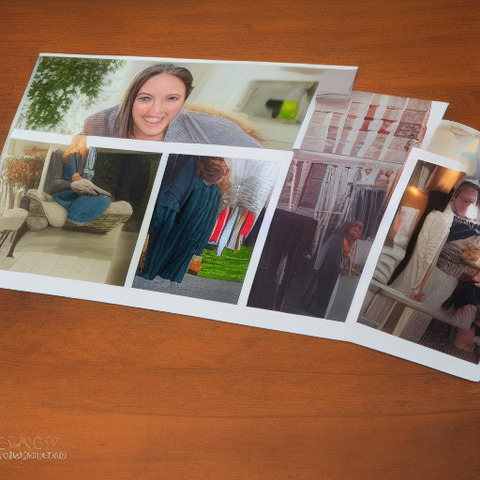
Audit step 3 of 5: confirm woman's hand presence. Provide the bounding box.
[63,134,89,160]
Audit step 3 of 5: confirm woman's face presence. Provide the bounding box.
[344,222,363,243]
[132,73,187,141]
[453,184,478,218]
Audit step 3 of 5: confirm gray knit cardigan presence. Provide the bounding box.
[81,105,261,148]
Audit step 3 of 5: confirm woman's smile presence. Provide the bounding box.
[142,115,166,126]
[144,116,164,123]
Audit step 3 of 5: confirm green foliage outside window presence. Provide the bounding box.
[24,57,125,130]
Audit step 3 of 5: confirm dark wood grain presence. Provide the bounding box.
[1,1,480,478]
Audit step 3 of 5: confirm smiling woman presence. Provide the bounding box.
[116,64,194,141]
[131,73,186,141]
[63,63,262,159]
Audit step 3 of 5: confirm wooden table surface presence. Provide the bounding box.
[1,1,479,478]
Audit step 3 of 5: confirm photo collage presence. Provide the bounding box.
[2,54,480,380]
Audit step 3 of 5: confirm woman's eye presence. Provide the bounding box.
[167,96,179,102]
[137,96,150,102]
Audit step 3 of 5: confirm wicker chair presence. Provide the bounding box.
[25,149,133,235]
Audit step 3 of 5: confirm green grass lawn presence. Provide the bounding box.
[198,245,253,282]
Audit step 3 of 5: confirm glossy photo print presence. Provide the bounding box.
[300,91,433,161]
[132,152,281,304]
[0,132,161,286]
[12,54,358,151]
[4,54,480,381]
[247,149,401,320]
[357,158,480,364]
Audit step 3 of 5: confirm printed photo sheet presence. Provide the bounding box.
[3,53,480,380]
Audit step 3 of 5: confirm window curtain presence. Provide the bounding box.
[335,184,387,239]
[309,164,356,255]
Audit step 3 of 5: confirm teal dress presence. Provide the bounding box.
[141,156,221,282]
